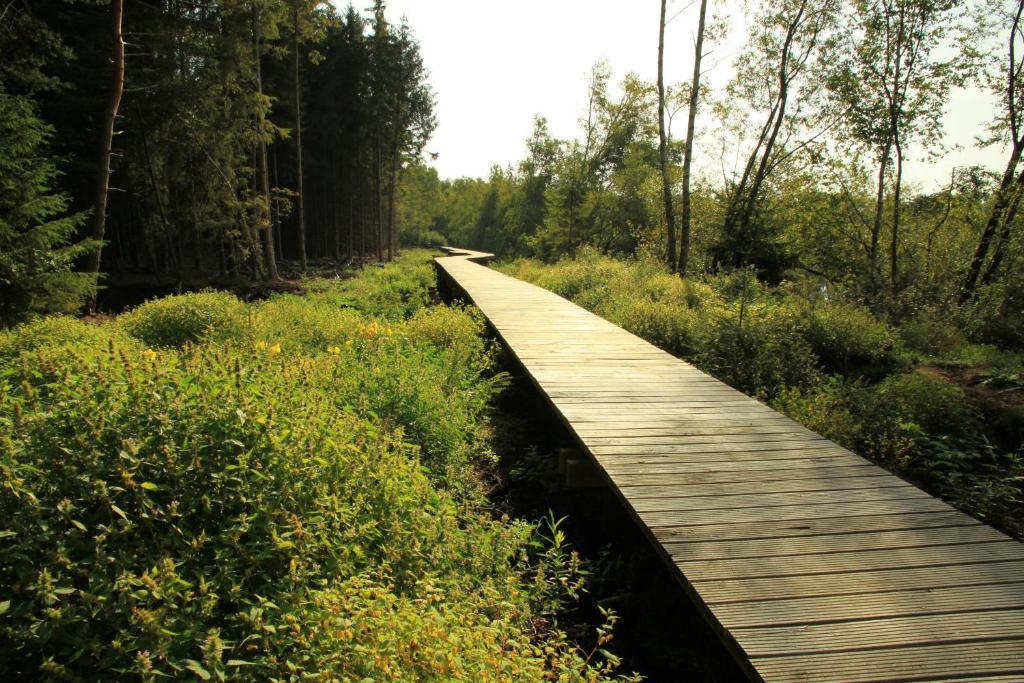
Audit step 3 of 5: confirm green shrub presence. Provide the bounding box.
[0,345,511,678]
[699,307,823,397]
[249,294,364,353]
[0,300,630,681]
[0,315,139,362]
[898,311,968,356]
[798,302,906,378]
[771,378,865,448]
[307,249,438,320]
[119,291,247,348]
[961,278,1024,349]
[602,298,705,359]
[870,372,979,439]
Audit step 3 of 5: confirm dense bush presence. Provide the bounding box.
[0,253,633,681]
[0,315,139,361]
[306,250,438,320]
[701,308,823,398]
[898,310,968,356]
[960,278,1024,349]
[797,302,906,378]
[119,291,248,348]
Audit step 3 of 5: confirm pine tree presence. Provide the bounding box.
[0,89,97,325]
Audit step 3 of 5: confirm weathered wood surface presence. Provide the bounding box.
[434,248,1024,683]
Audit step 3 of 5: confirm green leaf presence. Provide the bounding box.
[0,530,15,539]
[140,482,159,491]
[226,660,254,667]
[0,600,10,614]
[110,504,128,521]
[183,659,211,681]
[71,520,87,532]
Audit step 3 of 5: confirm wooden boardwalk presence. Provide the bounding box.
[435,247,1024,683]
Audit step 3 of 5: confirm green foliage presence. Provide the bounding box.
[798,302,906,378]
[772,371,1021,534]
[119,291,248,349]
[0,256,634,681]
[960,277,1024,349]
[869,372,979,439]
[899,310,969,356]
[0,316,140,362]
[306,250,437,319]
[701,306,823,398]
[0,89,96,326]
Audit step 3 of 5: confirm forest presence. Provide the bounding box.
[1,0,1023,679]
[2,0,432,322]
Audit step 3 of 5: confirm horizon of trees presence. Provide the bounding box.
[1,0,1022,339]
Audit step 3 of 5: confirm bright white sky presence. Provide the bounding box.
[342,0,1009,190]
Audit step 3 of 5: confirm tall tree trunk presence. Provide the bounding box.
[387,110,402,261]
[272,145,284,262]
[679,0,708,277]
[730,2,805,240]
[348,195,354,259]
[961,141,1024,302]
[375,130,384,261]
[293,6,308,272]
[870,135,893,284]
[86,0,126,307]
[890,133,904,288]
[982,165,1024,286]
[253,7,279,280]
[657,0,677,271]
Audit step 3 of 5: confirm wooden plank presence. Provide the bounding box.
[607,463,891,487]
[582,431,823,445]
[571,423,817,436]
[710,582,1024,628]
[675,541,1024,582]
[630,486,931,515]
[697,561,1024,603]
[590,439,844,455]
[616,475,909,499]
[600,454,869,476]
[637,495,954,527]
[665,525,1010,561]
[748,639,1024,683]
[594,448,858,465]
[733,608,1024,657]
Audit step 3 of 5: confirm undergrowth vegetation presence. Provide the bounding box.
[0,251,636,681]
[501,249,1024,537]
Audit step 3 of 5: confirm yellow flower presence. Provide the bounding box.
[255,340,267,351]
[327,345,341,355]
[268,343,282,356]
[142,349,157,361]
[345,339,353,347]
[254,415,267,425]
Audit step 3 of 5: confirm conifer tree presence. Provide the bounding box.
[0,90,97,325]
